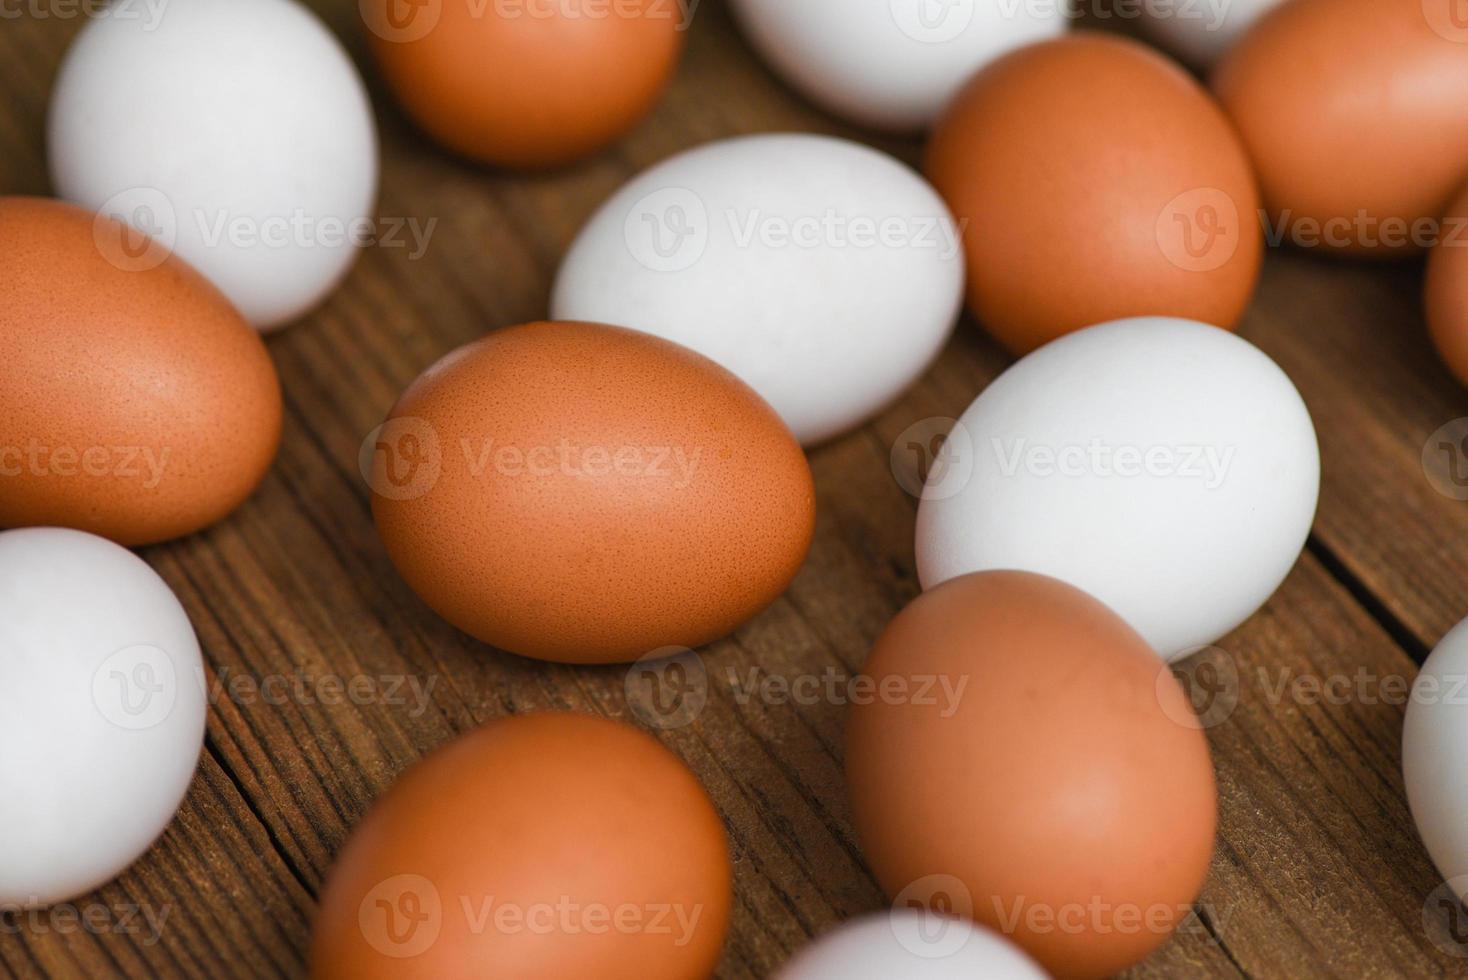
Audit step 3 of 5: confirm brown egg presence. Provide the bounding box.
[369,320,815,664]
[365,0,686,169]
[0,197,282,546]
[1213,0,1468,256]
[1426,183,1468,383]
[925,33,1262,355]
[310,712,732,979]
[845,571,1218,980]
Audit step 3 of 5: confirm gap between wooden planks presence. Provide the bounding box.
[3,1,1468,977]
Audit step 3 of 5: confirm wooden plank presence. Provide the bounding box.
[3,1,1466,978]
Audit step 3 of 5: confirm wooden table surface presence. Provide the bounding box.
[6,2,1468,977]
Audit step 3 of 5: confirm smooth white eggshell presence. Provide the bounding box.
[728,0,1067,131]
[915,317,1319,659]
[551,134,965,445]
[1404,618,1468,888]
[0,528,207,908]
[1138,0,1282,69]
[48,0,378,330]
[776,911,1048,979]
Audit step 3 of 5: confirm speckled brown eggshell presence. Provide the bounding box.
[925,32,1262,355]
[1426,182,1468,383]
[309,712,733,980]
[366,0,685,169]
[845,570,1218,980]
[0,197,283,546]
[369,320,816,664]
[1213,0,1468,256]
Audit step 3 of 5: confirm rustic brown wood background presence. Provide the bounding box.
[5,1,1468,977]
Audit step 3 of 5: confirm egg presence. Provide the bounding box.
[48,0,378,329]
[776,911,1048,979]
[1212,0,1468,256]
[310,712,732,979]
[551,134,964,444]
[726,0,1065,131]
[1137,0,1281,69]
[0,197,282,546]
[845,570,1218,980]
[1404,616,1468,896]
[369,320,815,664]
[1426,183,1468,383]
[925,33,1261,355]
[364,0,685,168]
[0,527,207,908]
[915,316,1318,660]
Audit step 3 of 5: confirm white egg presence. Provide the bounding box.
[47,0,378,330]
[0,528,207,908]
[1404,618,1468,889]
[1138,0,1281,68]
[727,0,1067,131]
[776,911,1049,979]
[551,134,964,445]
[914,317,1319,659]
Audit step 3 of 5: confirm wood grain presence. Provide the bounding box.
[3,1,1468,977]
